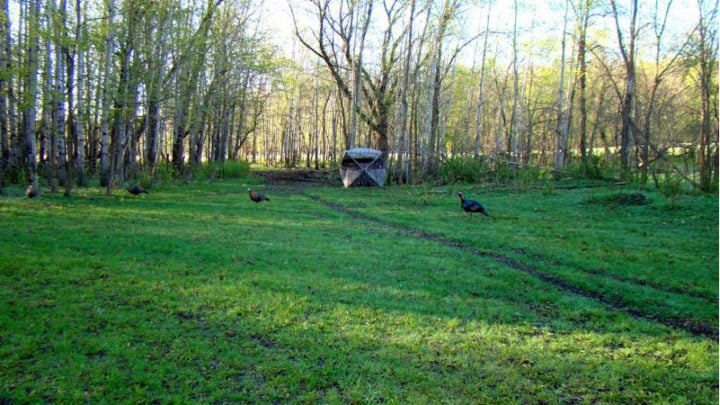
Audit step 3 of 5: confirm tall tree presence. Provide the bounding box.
[141,0,171,175]
[554,0,571,171]
[23,0,42,194]
[475,0,492,158]
[293,0,406,158]
[349,0,372,150]
[695,0,718,191]
[50,0,69,193]
[423,0,459,177]
[510,0,520,160]
[395,0,418,182]
[576,0,591,169]
[110,0,142,188]
[610,0,638,175]
[99,0,115,189]
[0,0,11,192]
[73,0,87,186]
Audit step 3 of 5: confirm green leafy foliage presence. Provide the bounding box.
[0,180,716,403]
[194,161,251,181]
[480,162,546,190]
[658,172,686,207]
[150,162,176,186]
[437,156,488,184]
[564,154,619,180]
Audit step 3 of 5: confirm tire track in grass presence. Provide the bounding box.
[507,247,717,302]
[305,193,717,340]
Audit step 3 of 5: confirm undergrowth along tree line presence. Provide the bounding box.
[0,0,717,195]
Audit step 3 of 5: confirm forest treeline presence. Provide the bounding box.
[0,0,717,195]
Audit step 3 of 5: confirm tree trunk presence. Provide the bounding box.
[510,0,520,161]
[88,42,101,173]
[23,0,41,194]
[475,0,492,158]
[111,1,141,187]
[424,51,442,177]
[610,0,638,175]
[145,9,168,175]
[52,0,69,195]
[73,0,86,186]
[313,70,319,170]
[554,0,570,172]
[100,0,115,190]
[0,0,11,192]
[424,0,455,177]
[348,1,372,150]
[395,0,417,183]
[577,0,590,170]
[54,32,68,193]
[41,17,53,180]
[695,0,718,191]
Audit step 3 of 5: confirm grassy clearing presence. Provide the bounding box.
[308,185,718,327]
[0,179,717,403]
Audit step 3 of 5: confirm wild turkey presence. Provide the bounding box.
[127,185,148,195]
[248,188,269,203]
[25,185,38,199]
[458,192,490,217]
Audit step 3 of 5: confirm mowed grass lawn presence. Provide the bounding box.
[0,179,717,403]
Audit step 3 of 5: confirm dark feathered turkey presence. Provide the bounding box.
[248,188,269,203]
[458,192,489,217]
[127,185,148,195]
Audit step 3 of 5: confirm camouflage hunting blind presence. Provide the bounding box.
[339,148,386,187]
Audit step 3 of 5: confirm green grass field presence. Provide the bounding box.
[1,178,717,403]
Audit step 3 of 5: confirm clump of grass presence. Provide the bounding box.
[542,181,555,196]
[585,191,650,206]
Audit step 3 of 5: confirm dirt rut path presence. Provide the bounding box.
[301,191,717,340]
